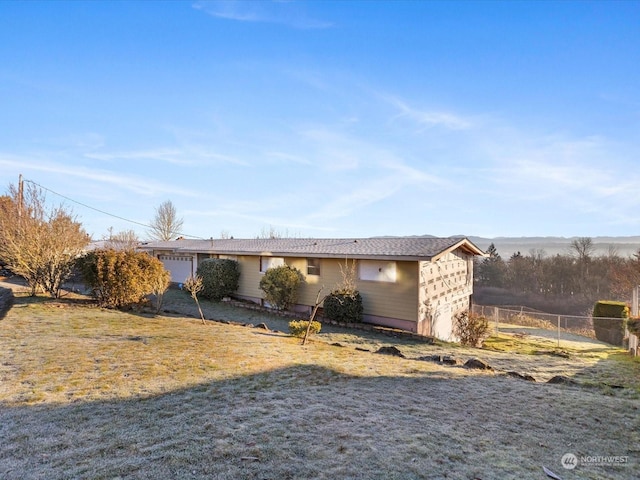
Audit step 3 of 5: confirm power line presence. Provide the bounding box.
[22,178,205,239]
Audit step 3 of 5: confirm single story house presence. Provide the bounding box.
[138,237,485,341]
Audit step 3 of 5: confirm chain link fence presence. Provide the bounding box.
[471,304,627,348]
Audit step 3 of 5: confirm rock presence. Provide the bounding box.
[419,354,443,363]
[254,323,269,330]
[419,354,460,365]
[441,355,460,365]
[375,346,406,358]
[464,358,493,370]
[534,350,570,358]
[355,347,370,352]
[547,375,577,385]
[506,371,536,382]
[331,342,345,347]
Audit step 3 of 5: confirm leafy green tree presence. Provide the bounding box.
[259,264,305,311]
[475,243,506,287]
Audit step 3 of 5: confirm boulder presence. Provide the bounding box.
[506,371,536,382]
[375,346,406,358]
[419,354,460,365]
[464,358,493,370]
[547,375,577,385]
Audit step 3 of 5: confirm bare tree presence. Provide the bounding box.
[0,182,89,297]
[257,225,284,239]
[570,237,595,295]
[338,259,358,293]
[104,227,139,251]
[184,274,206,324]
[570,237,595,261]
[149,200,184,241]
[256,225,299,239]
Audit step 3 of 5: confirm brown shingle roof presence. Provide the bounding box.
[139,237,485,260]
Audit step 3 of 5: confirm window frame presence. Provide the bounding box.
[260,256,285,273]
[359,260,397,283]
[307,258,321,276]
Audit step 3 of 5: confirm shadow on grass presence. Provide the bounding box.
[1,292,639,478]
[1,364,638,480]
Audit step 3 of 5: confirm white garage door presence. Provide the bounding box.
[159,255,193,284]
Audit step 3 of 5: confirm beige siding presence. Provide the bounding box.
[357,261,418,322]
[237,255,262,299]
[233,256,419,322]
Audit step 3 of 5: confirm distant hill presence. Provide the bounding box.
[465,236,640,258]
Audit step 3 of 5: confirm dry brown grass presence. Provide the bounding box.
[1,289,639,479]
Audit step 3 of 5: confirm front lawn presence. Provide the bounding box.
[0,290,638,479]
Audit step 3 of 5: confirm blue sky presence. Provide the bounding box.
[1,1,639,240]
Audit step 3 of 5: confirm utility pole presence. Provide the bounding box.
[17,174,24,217]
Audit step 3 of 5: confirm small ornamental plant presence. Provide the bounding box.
[288,320,321,338]
[454,312,490,348]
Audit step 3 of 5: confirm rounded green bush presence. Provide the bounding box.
[196,258,240,301]
[323,290,363,323]
[259,264,305,311]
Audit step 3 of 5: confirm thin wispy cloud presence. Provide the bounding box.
[469,126,640,230]
[298,128,362,171]
[383,95,473,131]
[85,147,248,167]
[264,151,312,165]
[0,155,197,198]
[85,148,186,164]
[193,1,334,29]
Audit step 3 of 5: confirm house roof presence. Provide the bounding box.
[138,236,486,261]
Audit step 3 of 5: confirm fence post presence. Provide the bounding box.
[557,315,561,348]
[494,307,499,335]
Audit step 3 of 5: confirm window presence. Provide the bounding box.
[359,260,397,283]
[260,256,284,273]
[307,258,320,276]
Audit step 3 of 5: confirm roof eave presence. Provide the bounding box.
[431,238,486,261]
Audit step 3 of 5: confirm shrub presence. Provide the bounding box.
[592,300,628,346]
[323,290,363,323]
[259,264,305,311]
[79,249,170,309]
[196,258,240,301]
[288,319,321,338]
[454,311,490,347]
[628,317,640,336]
